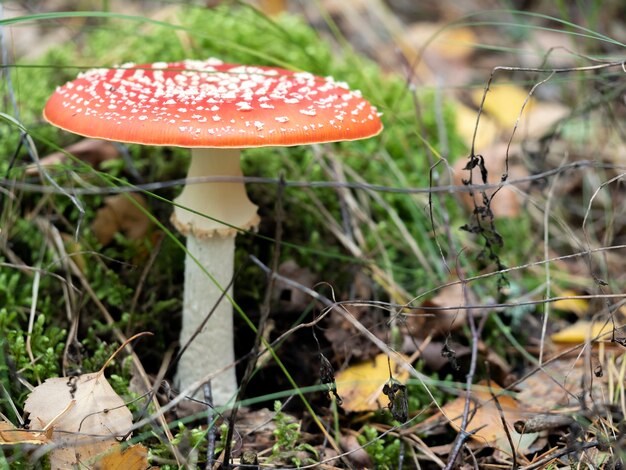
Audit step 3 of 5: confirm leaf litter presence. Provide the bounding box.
[22,333,151,469]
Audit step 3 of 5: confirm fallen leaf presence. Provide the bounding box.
[518,30,579,68]
[551,320,613,343]
[454,102,499,150]
[26,139,120,175]
[272,260,317,312]
[0,421,51,445]
[405,23,477,61]
[440,382,538,455]
[404,22,477,86]
[259,0,287,15]
[24,371,133,468]
[472,84,537,130]
[552,290,589,316]
[414,281,468,335]
[335,354,409,413]
[91,193,151,246]
[471,84,569,140]
[94,443,151,470]
[516,357,604,411]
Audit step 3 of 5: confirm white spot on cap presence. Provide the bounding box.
[212,115,221,122]
[275,116,289,123]
[236,101,253,111]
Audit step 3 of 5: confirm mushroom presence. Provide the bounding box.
[44,59,383,405]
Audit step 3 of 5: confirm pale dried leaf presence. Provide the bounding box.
[516,358,606,411]
[24,371,133,467]
[25,372,132,437]
[440,382,538,455]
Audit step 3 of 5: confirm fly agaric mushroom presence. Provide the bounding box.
[44,59,383,405]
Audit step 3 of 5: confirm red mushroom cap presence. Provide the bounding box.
[44,59,383,148]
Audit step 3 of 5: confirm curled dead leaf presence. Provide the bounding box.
[91,193,152,246]
[26,139,120,175]
[0,421,52,445]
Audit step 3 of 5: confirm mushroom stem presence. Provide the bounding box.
[172,147,259,404]
[172,148,259,237]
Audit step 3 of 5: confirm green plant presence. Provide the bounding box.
[357,425,402,470]
[270,400,318,467]
[0,310,65,408]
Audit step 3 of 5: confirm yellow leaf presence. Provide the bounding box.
[454,102,499,150]
[472,84,536,129]
[335,354,409,413]
[405,23,477,61]
[551,320,613,343]
[552,291,589,315]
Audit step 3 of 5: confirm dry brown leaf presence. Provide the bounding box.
[272,260,317,312]
[416,282,468,334]
[91,193,151,246]
[0,421,51,445]
[259,0,287,15]
[94,443,151,470]
[515,357,607,412]
[335,354,409,413]
[24,371,133,468]
[26,139,120,175]
[440,382,538,455]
